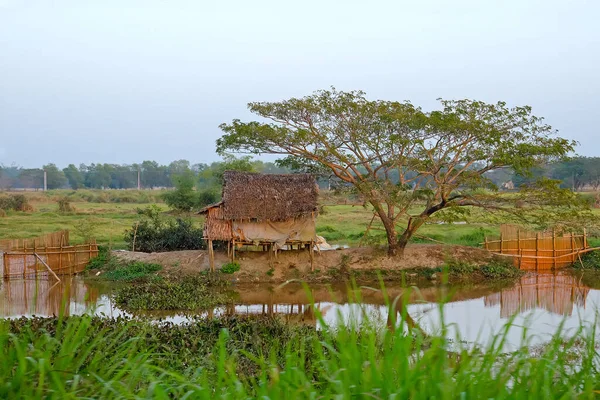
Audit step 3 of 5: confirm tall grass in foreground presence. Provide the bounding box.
[1,298,600,398]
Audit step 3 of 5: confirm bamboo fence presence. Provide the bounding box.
[484,274,589,317]
[484,225,588,270]
[0,230,99,280]
[0,230,69,252]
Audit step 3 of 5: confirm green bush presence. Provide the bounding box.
[574,250,600,269]
[86,246,110,270]
[0,194,31,211]
[125,206,205,252]
[221,262,241,274]
[57,196,75,213]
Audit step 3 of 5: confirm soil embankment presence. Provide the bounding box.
[112,244,495,283]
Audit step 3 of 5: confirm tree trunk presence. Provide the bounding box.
[397,217,426,257]
[371,201,398,256]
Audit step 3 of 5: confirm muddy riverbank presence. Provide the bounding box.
[110,244,497,283]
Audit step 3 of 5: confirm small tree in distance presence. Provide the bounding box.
[218,88,590,256]
[162,170,198,213]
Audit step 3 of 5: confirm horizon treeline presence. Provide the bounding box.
[0,156,599,192]
[0,156,292,190]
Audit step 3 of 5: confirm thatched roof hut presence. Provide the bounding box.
[199,171,319,269]
[220,171,318,222]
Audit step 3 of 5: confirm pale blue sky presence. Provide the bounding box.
[1,0,598,168]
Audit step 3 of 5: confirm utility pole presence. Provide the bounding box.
[137,169,141,190]
[43,170,47,191]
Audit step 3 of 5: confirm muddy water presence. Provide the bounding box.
[1,272,599,348]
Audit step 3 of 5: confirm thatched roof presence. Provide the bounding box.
[220,171,318,221]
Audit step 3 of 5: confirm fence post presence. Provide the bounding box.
[499,233,503,254]
[519,249,523,269]
[571,232,575,263]
[33,241,38,279]
[484,236,488,251]
[584,228,588,249]
[59,237,64,276]
[535,233,539,271]
[3,252,8,279]
[552,228,556,269]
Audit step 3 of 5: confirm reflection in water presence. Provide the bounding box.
[485,274,589,317]
[1,272,599,348]
[0,278,99,318]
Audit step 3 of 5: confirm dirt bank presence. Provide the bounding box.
[112,244,495,283]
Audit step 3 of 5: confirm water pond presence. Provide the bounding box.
[1,271,599,349]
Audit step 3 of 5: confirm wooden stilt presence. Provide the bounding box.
[310,240,314,271]
[232,240,236,262]
[208,240,215,272]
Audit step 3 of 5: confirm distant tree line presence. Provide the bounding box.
[0,156,292,191]
[509,157,600,191]
[1,156,598,193]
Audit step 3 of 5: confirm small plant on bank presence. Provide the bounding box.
[86,246,110,270]
[221,262,240,274]
[73,217,99,244]
[266,267,275,276]
[102,261,162,281]
[480,259,522,279]
[574,250,600,269]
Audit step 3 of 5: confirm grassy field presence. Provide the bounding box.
[1,190,598,249]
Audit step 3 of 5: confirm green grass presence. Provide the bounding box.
[317,204,501,246]
[2,290,600,398]
[2,190,598,250]
[101,261,163,281]
[0,193,202,248]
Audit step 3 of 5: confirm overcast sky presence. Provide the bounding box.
[1,0,598,168]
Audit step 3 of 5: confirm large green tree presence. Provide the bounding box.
[40,164,67,189]
[63,164,85,189]
[218,89,583,256]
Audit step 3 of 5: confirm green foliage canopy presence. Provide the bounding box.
[218,88,584,255]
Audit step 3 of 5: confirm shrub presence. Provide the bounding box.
[57,196,75,213]
[125,206,205,252]
[221,262,240,274]
[574,250,600,269]
[86,246,110,270]
[0,194,31,212]
[163,171,198,212]
[73,218,99,244]
[198,189,219,208]
[0,209,6,218]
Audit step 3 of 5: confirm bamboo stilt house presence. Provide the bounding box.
[199,171,319,271]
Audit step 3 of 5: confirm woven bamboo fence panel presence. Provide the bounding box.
[484,274,589,317]
[0,230,69,252]
[0,278,99,317]
[1,243,99,280]
[484,225,588,270]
